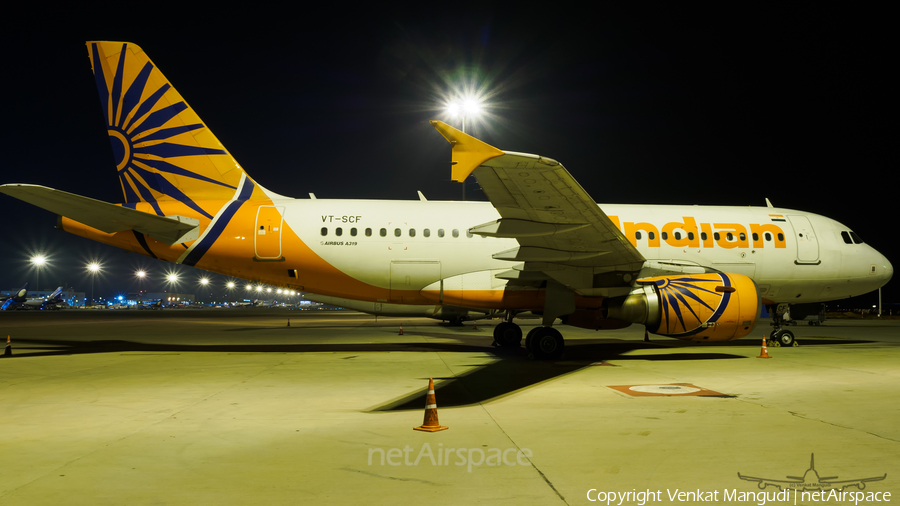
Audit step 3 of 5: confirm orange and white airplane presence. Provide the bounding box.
[0,42,892,358]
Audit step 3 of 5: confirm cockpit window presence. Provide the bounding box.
[849,231,864,244]
[841,231,853,244]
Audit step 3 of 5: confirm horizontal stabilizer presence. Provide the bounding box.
[0,184,198,245]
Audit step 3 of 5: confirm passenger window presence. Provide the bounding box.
[380,228,387,237]
[765,232,772,241]
[409,229,416,237]
[739,232,746,241]
[321,227,328,236]
[714,232,721,241]
[661,232,668,240]
[752,232,759,242]
[335,227,342,237]
[777,233,784,242]
[635,231,642,240]
[674,232,681,240]
[841,231,852,244]
[394,228,401,237]
[452,229,459,238]
[648,231,655,240]
[701,232,707,241]
[466,230,474,238]
[688,232,695,241]
[424,229,430,237]
[350,228,357,237]
[726,233,734,241]
[365,228,372,237]
[438,229,445,238]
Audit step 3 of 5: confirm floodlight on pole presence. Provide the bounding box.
[87,262,101,307]
[135,270,146,305]
[31,255,47,296]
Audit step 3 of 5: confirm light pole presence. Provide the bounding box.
[135,270,146,305]
[31,255,47,297]
[87,262,101,307]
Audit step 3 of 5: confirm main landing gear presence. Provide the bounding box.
[492,312,565,360]
[767,304,798,347]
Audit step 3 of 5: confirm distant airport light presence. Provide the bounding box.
[200,278,209,286]
[166,273,179,283]
[32,255,47,267]
[227,282,235,289]
[256,286,263,292]
[88,262,101,273]
[135,270,146,279]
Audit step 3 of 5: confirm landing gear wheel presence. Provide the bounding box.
[772,329,795,347]
[524,327,540,352]
[493,322,523,347]
[528,327,564,360]
[447,317,464,327]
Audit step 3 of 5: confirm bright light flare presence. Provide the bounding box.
[32,255,47,266]
[88,262,101,273]
[135,270,146,278]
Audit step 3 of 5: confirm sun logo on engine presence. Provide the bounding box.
[90,42,236,219]
[653,274,731,335]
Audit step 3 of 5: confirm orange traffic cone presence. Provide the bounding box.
[414,378,448,432]
[287,318,291,327]
[757,336,771,359]
[399,323,404,335]
[473,320,478,330]
[643,328,650,342]
[3,335,11,357]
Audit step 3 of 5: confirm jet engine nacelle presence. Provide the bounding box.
[607,273,759,341]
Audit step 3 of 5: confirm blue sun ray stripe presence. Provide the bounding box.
[134,143,227,159]
[119,62,154,128]
[132,231,158,259]
[131,102,188,137]
[670,284,716,311]
[670,289,702,328]
[181,179,256,267]
[660,294,670,333]
[669,281,719,296]
[128,165,213,219]
[135,158,236,189]
[124,170,164,215]
[119,173,141,203]
[124,84,170,132]
[664,290,688,332]
[111,44,127,126]
[135,124,203,143]
[91,44,110,125]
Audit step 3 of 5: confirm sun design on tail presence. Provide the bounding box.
[90,42,240,219]
[654,274,730,335]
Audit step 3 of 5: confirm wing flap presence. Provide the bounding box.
[0,184,198,245]
[430,121,644,294]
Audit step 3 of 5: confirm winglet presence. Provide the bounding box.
[430,121,504,182]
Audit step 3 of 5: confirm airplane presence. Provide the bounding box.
[2,287,64,310]
[0,283,29,310]
[0,41,892,358]
[738,453,886,491]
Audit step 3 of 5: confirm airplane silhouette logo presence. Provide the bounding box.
[738,454,886,491]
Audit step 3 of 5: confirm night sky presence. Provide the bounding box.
[1,6,894,306]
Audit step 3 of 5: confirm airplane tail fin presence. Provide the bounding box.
[87,41,261,210]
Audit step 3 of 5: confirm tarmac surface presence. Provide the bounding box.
[1,309,898,505]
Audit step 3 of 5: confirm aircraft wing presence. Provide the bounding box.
[431,121,644,297]
[0,184,199,246]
